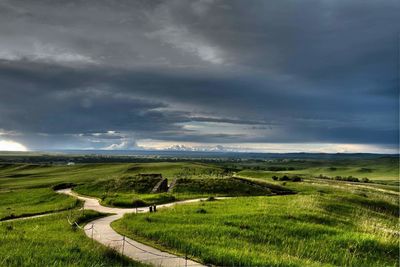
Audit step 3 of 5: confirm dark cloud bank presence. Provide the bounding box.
[0,0,398,152]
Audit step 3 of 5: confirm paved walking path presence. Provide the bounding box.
[0,211,60,222]
[57,189,207,267]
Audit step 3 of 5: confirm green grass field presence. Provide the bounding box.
[0,188,80,220]
[73,175,292,207]
[0,158,398,266]
[0,162,225,189]
[0,157,396,191]
[0,210,146,266]
[234,157,399,181]
[113,184,399,266]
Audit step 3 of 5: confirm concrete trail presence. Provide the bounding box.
[57,189,207,267]
[0,211,60,223]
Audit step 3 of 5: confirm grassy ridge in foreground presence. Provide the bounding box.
[113,191,399,266]
[0,210,146,267]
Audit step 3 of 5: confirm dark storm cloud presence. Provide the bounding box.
[0,0,398,150]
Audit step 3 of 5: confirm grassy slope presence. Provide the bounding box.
[236,157,399,181]
[0,188,80,220]
[74,177,178,208]
[1,158,396,190]
[0,162,224,189]
[0,210,146,267]
[0,162,230,211]
[0,159,397,211]
[113,182,399,267]
[0,163,131,189]
[236,171,400,194]
[74,176,291,208]
[70,162,231,207]
[172,177,292,196]
[0,160,398,266]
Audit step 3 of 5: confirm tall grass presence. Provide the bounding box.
[0,188,79,220]
[113,191,399,266]
[0,210,146,266]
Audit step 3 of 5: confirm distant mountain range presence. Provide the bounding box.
[33,149,399,160]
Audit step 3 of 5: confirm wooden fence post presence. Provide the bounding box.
[91,224,94,241]
[122,236,125,255]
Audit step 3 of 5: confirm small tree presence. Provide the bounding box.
[361,177,370,183]
[279,175,290,181]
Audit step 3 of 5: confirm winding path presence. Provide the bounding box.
[0,211,62,222]
[57,189,207,267]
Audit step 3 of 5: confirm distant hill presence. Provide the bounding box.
[0,149,397,164]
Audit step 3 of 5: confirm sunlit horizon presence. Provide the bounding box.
[0,140,28,151]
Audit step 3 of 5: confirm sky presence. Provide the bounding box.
[0,0,399,153]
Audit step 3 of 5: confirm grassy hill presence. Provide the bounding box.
[0,210,145,266]
[0,162,226,190]
[73,175,293,208]
[113,182,399,266]
[0,158,398,266]
[0,188,79,221]
[234,157,399,181]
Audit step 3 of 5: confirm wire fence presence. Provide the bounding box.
[66,212,202,267]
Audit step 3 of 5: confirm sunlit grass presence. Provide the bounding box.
[0,160,398,266]
[0,210,146,266]
[0,188,79,220]
[113,190,399,266]
[74,176,292,208]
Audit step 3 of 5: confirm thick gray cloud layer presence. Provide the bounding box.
[0,0,398,151]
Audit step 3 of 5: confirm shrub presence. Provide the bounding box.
[132,199,147,207]
[361,177,370,183]
[279,175,290,181]
[291,176,302,182]
[145,194,176,205]
[317,174,362,183]
[267,166,287,171]
[52,183,77,190]
[345,176,359,182]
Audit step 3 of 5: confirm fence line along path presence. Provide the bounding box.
[57,188,207,267]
